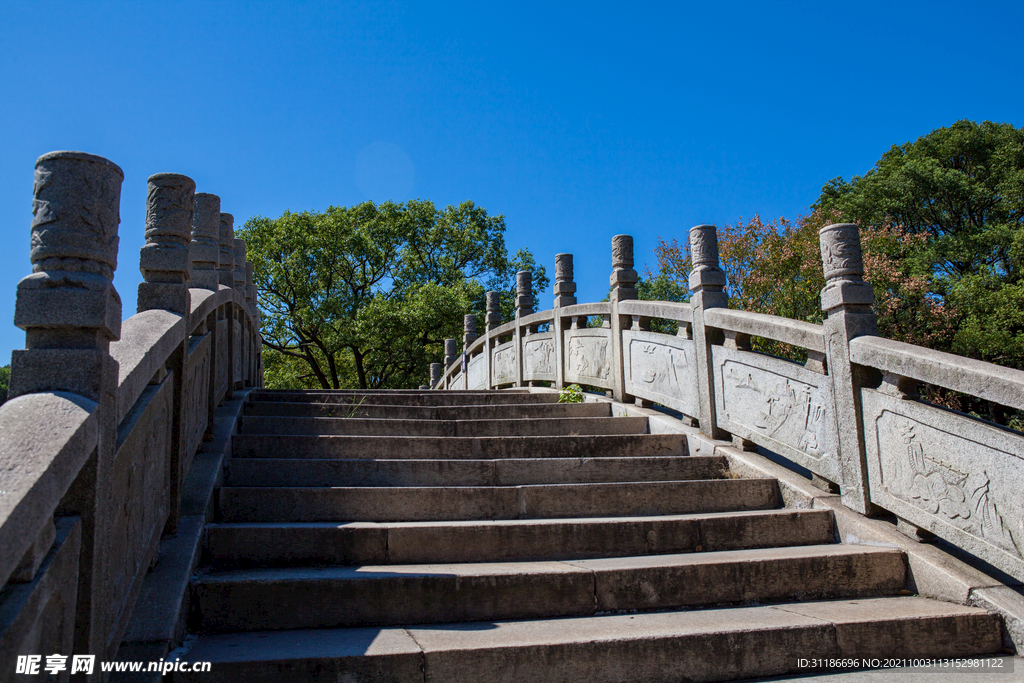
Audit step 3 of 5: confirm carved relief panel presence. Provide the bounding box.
[862,389,1024,579]
[106,374,174,638]
[215,317,229,404]
[523,333,555,381]
[466,353,486,390]
[185,332,212,461]
[712,345,840,483]
[563,329,613,389]
[492,341,517,385]
[623,331,698,419]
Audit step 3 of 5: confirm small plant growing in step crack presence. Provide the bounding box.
[342,395,366,418]
[558,384,583,403]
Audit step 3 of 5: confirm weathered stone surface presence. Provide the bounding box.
[711,344,841,484]
[29,151,123,277]
[564,329,613,388]
[687,225,727,439]
[553,252,577,307]
[819,223,876,514]
[218,213,234,288]
[466,353,486,390]
[623,330,698,418]
[522,332,556,381]
[192,561,595,631]
[861,387,1024,579]
[0,518,81,676]
[139,173,194,295]
[190,193,221,291]
[516,270,533,318]
[491,340,517,385]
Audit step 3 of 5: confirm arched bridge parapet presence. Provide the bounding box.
[435,225,1024,585]
[0,151,263,667]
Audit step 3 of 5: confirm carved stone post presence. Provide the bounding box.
[515,271,533,320]
[219,213,235,399]
[486,291,501,331]
[218,213,235,289]
[430,362,442,388]
[463,314,477,390]
[10,150,123,660]
[190,194,221,436]
[244,261,256,386]
[609,235,638,401]
[514,272,532,387]
[190,194,221,291]
[138,173,194,314]
[444,338,458,369]
[553,253,576,389]
[232,238,247,390]
[689,225,728,438]
[483,292,500,388]
[820,223,878,514]
[138,173,195,533]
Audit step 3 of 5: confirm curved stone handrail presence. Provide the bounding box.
[433,225,1024,582]
[0,152,263,666]
[617,299,693,323]
[0,393,98,590]
[850,336,1024,412]
[703,308,825,353]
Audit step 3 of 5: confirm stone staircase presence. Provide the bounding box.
[178,389,1003,682]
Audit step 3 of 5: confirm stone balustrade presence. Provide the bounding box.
[435,223,1024,583]
[0,152,263,668]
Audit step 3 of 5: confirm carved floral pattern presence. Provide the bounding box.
[884,417,1022,558]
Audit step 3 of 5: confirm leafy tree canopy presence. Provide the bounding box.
[816,119,1024,367]
[240,199,547,389]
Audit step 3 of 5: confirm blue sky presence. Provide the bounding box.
[1,0,1021,364]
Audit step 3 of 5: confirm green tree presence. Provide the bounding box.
[817,119,1024,367]
[239,200,547,389]
[0,365,9,405]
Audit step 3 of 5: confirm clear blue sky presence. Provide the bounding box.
[1,0,1021,364]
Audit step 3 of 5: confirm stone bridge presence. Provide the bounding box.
[1,150,1024,681]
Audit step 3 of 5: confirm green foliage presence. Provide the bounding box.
[240,199,546,389]
[0,365,9,405]
[558,384,583,403]
[817,119,1024,370]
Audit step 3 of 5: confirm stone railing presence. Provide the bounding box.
[435,225,1024,583]
[0,152,262,669]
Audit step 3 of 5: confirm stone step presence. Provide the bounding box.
[249,390,557,406]
[239,415,650,437]
[216,479,781,522]
[225,455,728,487]
[232,433,687,460]
[176,597,1002,683]
[244,400,612,420]
[189,545,906,632]
[204,509,836,568]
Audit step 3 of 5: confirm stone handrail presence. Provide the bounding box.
[433,224,1024,583]
[0,152,263,667]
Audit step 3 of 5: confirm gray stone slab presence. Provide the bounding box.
[517,478,781,518]
[244,400,611,420]
[205,522,387,568]
[779,596,1003,658]
[217,486,521,522]
[565,544,905,611]
[191,561,594,631]
[176,627,424,683]
[239,415,649,437]
[225,455,726,487]
[231,433,687,460]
